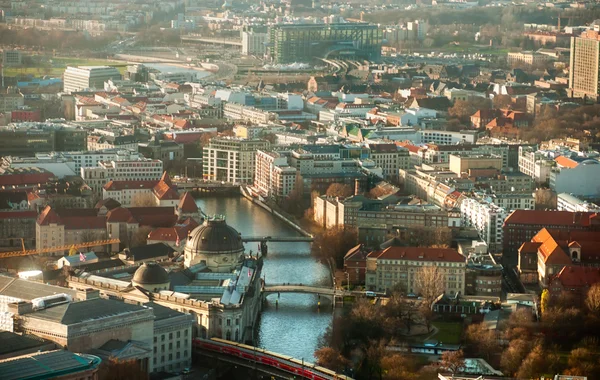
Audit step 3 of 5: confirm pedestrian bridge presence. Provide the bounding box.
[242,236,313,243]
[262,283,347,297]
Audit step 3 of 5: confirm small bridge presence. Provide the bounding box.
[262,283,348,297]
[242,236,313,243]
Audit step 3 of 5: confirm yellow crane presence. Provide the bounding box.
[0,239,121,259]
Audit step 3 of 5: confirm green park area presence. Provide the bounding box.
[4,57,128,78]
[430,321,463,345]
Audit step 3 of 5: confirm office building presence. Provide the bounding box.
[268,23,382,63]
[203,137,270,184]
[365,247,466,296]
[557,193,600,212]
[63,66,122,94]
[0,123,87,157]
[2,50,22,66]
[569,30,600,101]
[242,31,268,56]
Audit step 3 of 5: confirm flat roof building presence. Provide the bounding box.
[63,66,122,94]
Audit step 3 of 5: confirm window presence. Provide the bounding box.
[161,335,165,342]
[177,331,181,338]
[169,343,173,350]
[169,354,173,361]
[169,332,173,340]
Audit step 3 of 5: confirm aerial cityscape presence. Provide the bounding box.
[1,0,600,379]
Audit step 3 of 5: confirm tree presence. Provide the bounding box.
[325,183,354,198]
[501,339,533,376]
[130,226,152,248]
[448,98,492,123]
[586,283,600,313]
[312,226,358,268]
[493,94,512,109]
[566,347,600,378]
[516,344,547,380]
[540,289,550,316]
[441,349,465,374]
[407,226,452,248]
[465,323,498,360]
[314,347,348,372]
[131,193,157,207]
[414,265,445,303]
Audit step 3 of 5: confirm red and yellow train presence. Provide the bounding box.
[193,338,352,380]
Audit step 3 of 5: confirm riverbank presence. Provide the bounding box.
[240,186,313,238]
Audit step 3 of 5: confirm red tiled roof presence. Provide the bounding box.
[104,180,158,191]
[519,241,541,254]
[555,156,578,169]
[367,246,464,263]
[148,218,199,242]
[0,210,37,219]
[504,210,599,227]
[0,173,54,187]
[551,266,600,288]
[471,108,499,119]
[62,216,106,230]
[532,228,572,265]
[37,205,61,225]
[129,207,178,228]
[178,192,198,213]
[106,207,134,223]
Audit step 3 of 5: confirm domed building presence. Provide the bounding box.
[132,262,170,292]
[184,216,245,271]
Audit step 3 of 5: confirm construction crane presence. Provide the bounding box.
[0,239,121,259]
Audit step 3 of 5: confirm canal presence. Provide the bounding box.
[195,196,332,362]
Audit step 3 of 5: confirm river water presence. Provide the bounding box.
[195,196,332,362]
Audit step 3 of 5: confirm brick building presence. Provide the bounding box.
[503,210,600,268]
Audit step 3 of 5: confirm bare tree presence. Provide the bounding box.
[131,193,157,207]
[414,265,445,303]
[441,349,466,374]
[586,283,600,313]
[314,347,348,372]
[325,183,354,198]
[466,323,498,360]
[130,226,152,248]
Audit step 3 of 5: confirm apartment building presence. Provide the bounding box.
[460,196,508,253]
[518,145,555,185]
[367,143,411,181]
[254,150,298,198]
[242,31,268,55]
[365,247,466,296]
[0,87,24,113]
[203,137,270,184]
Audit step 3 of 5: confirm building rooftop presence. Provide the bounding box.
[0,275,77,301]
[0,350,101,380]
[26,298,148,325]
[0,331,49,356]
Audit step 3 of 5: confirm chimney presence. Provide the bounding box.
[8,301,33,315]
[76,288,100,301]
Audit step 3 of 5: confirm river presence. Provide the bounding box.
[195,196,332,362]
